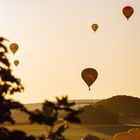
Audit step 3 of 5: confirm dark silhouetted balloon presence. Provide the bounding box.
[81,68,98,90]
[14,60,19,66]
[122,6,134,20]
[91,24,98,32]
[10,43,19,54]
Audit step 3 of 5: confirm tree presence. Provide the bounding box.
[0,37,81,140]
[27,96,82,139]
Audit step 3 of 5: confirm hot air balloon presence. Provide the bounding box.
[113,132,134,140]
[91,24,98,32]
[81,68,98,90]
[128,128,140,140]
[10,43,19,54]
[14,60,19,66]
[122,6,134,20]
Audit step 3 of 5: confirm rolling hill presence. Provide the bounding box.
[94,95,140,117]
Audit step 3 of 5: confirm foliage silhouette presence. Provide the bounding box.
[27,96,82,139]
[0,37,81,140]
[0,37,25,124]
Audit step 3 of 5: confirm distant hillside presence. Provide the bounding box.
[79,105,119,124]
[11,97,140,125]
[24,99,100,110]
[24,103,42,110]
[94,95,140,117]
[11,99,99,124]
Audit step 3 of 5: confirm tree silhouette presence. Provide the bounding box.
[27,96,82,139]
[0,37,81,140]
[0,37,37,139]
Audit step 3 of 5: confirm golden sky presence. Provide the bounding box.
[1,0,140,103]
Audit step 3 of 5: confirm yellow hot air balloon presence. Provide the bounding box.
[113,132,134,140]
[10,43,19,54]
[91,24,98,32]
[128,128,140,140]
[81,68,98,90]
[122,6,134,20]
[14,60,19,66]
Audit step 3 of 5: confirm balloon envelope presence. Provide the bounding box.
[128,128,140,140]
[14,60,19,66]
[113,132,134,140]
[81,68,98,90]
[10,43,19,54]
[122,6,134,20]
[91,24,98,32]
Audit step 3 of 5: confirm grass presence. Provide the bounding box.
[4,122,140,140]
[3,123,114,140]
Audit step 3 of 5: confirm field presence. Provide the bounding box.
[4,123,113,140]
[4,123,140,140]
[3,101,140,140]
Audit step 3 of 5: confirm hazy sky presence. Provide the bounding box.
[1,0,140,103]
